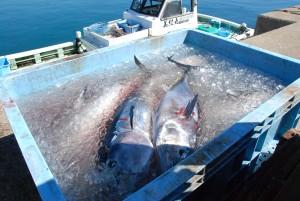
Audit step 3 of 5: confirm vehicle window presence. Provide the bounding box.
[131,0,164,17]
[131,0,143,11]
[182,0,193,12]
[162,0,182,18]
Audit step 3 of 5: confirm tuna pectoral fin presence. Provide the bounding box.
[129,105,135,130]
[184,94,198,117]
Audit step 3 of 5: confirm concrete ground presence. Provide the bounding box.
[0,104,12,139]
[0,104,40,201]
[243,5,300,60]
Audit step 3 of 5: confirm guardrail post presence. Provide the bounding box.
[57,48,64,59]
[34,54,42,64]
[9,59,18,70]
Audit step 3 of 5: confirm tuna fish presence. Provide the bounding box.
[106,97,154,175]
[102,57,156,194]
[105,55,182,177]
[40,56,154,198]
[106,55,199,177]
[154,61,200,173]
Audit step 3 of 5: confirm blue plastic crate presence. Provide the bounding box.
[217,28,232,37]
[117,19,141,33]
[88,22,109,34]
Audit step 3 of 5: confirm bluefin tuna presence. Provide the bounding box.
[106,97,154,175]
[106,55,198,178]
[154,61,200,173]
[99,57,156,194]
[40,56,153,198]
[105,55,182,180]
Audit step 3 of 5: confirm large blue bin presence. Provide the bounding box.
[1,30,300,201]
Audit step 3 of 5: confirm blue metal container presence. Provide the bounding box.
[1,29,300,201]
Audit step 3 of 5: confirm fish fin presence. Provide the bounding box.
[129,105,135,130]
[134,55,151,76]
[167,55,174,61]
[167,56,198,73]
[110,133,118,144]
[78,85,88,101]
[184,94,198,117]
[134,55,147,71]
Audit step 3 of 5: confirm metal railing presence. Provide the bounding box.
[5,42,76,70]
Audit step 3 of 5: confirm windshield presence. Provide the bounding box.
[131,0,165,17]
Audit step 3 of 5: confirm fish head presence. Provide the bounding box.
[156,120,196,172]
[107,131,154,175]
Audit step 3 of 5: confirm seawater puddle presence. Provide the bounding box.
[16,44,284,201]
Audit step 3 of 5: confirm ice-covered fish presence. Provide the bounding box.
[104,56,186,176]
[30,57,152,199]
[106,97,153,176]
[154,67,200,173]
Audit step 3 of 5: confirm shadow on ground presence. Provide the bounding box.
[0,134,41,201]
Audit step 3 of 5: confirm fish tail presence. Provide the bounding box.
[167,55,198,73]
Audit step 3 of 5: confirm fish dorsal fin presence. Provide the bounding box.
[129,105,135,130]
[184,94,198,117]
[134,55,152,76]
[134,55,146,71]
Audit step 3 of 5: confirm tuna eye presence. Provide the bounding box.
[166,123,176,129]
[107,160,117,168]
[167,127,177,134]
[179,149,188,159]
